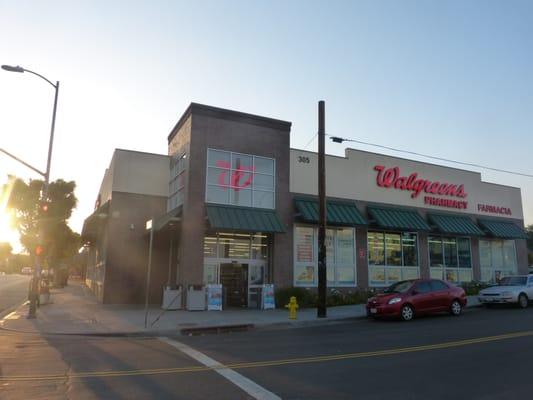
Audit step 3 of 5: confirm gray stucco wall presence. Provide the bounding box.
[103,192,169,304]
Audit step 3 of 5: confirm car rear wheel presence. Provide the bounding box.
[450,300,462,316]
[400,304,414,321]
[518,294,528,309]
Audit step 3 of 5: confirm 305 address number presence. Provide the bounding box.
[297,156,310,164]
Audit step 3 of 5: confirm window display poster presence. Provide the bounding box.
[207,284,223,311]
[295,265,315,284]
[296,229,313,262]
[262,284,275,310]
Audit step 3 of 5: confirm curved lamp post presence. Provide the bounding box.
[1,64,59,319]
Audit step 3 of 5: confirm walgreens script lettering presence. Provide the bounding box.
[374,165,468,199]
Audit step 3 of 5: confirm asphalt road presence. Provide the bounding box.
[2,304,533,399]
[0,274,30,317]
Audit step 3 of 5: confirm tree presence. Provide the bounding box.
[0,242,13,272]
[3,177,80,284]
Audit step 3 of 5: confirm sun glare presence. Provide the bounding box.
[0,179,20,250]
[0,211,16,243]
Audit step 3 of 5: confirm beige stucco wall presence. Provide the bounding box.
[110,149,170,197]
[98,167,113,204]
[290,148,524,220]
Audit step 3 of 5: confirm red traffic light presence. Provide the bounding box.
[35,245,44,256]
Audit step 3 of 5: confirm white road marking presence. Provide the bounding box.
[159,337,281,400]
[0,301,29,323]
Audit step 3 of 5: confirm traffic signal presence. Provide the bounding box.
[35,245,44,256]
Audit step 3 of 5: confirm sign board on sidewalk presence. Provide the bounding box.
[207,284,223,311]
[261,284,275,310]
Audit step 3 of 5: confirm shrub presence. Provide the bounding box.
[275,287,317,308]
[326,288,375,307]
[275,287,376,308]
[460,281,491,296]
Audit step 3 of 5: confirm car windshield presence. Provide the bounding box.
[499,276,527,286]
[384,280,413,294]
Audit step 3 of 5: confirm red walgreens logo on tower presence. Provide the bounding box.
[216,160,255,190]
[373,165,468,210]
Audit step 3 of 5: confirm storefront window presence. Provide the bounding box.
[443,238,458,268]
[217,234,251,259]
[295,227,314,262]
[294,226,315,286]
[251,234,268,260]
[203,236,218,258]
[249,264,264,285]
[479,239,517,283]
[294,226,356,287]
[402,233,418,267]
[326,229,335,282]
[230,188,252,207]
[429,237,444,267]
[206,149,275,209]
[429,236,472,283]
[385,233,401,266]
[368,232,385,265]
[337,229,355,265]
[369,267,386,286]
[458,238,471,268]
[206,185,230,204]
[367,231,419,286]
[203,233,270,285]
[168,152,187,211]
[203,264,218,285]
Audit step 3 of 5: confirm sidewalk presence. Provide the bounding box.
[0,282,481,336]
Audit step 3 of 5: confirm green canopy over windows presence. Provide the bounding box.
[368,206,430,231]
[428,213,484,236]
[478,219,528,239]
[294,197,367,226]
[206,204,285,233]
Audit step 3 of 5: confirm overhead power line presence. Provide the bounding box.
[303,133,318,150]
[328,136,533,179]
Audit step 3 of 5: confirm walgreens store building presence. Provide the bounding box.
[291,147,527,288]
[83,104,528,305]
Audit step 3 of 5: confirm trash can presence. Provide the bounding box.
[186,285,206,311]
[162,285,182,310]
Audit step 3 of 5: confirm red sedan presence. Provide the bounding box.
[366,279,467,321]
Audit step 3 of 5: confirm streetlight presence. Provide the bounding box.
[1,64,60,319]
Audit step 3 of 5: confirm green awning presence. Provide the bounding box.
[294,198,367,226]
[368,206,430,231]
[206,204,285,233]
[81,201,110,243]
[153,206,182,232]
[478,219,528,239]
[428,214,484,236]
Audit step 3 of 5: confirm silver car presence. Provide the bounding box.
[478,275,533,308]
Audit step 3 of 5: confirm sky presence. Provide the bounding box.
[0,0,532,252]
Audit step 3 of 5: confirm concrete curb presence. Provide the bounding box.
[0,301,484,337]
[0,300,28,321]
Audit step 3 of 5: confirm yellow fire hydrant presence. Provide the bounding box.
[285,296,299,320]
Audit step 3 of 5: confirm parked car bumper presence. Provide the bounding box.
[478,295,517,304]
[366,303,403,317]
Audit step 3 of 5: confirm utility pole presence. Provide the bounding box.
[317,100,327,318]
[1,65,59,319]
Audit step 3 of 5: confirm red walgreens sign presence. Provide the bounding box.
[374,165,468,210]
[216,160,255,191]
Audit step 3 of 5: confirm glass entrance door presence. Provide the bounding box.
[248,263,265,308]
[220,263,248,308]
